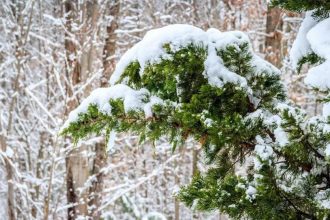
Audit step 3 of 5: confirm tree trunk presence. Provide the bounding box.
[64,1,89,219]
[192,149,198,176]
[264,6,283,67]
[88,1,120,218]
[101,0,120,87]
[1,2,28,217]
[0,133,15,220]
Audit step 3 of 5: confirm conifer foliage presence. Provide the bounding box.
[62,3,330,218]
[272,0,330,19]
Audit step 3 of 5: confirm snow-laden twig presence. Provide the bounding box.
[24,88,58,126]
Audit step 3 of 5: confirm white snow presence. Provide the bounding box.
[5,147,14,158]
[62,84,163,130]
[254,144,274,161]
[264,114,289,148]
[253,157,262,171]
[307,17,330,60]
[305,61,330,90]
[207,29,250,49]
[277,172,309,194]
[200,110,214,127]
[290,11,318,68]
[316,189,330,209]
[251,55,281,76]
[143,96,164,118]
[324,123,330,134]
[110,24,208,85]
[107,131,117,151]
[0,168,8,220]
[204,42,248,88]
[290,12,330,91]
[203,118,213,127]
[110,24,276,91]
[246,109,289,148]
[205,29,250,89]
[246,185,257,201]
[323,102,330,118]
[142,211,167,220]
[325,144,330,157]
[274,127,289,147]
[304,17,330,90]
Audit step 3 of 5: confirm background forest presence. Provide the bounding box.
[0,0,320,219]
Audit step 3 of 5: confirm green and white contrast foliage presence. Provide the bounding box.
[62,22,330,218]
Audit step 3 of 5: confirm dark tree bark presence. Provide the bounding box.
[265,6,283,67]
[101,0,120,87]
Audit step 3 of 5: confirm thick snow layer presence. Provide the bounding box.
[62,84,163,130]
[307,18,330,60]
[251,55,281,76]
[305,61,330,90]
[204,39,248,88]
[304,17,330,90]
[204,29,259,89]
[291,13,330,90]
[290,11,318,68]
[110,24,207,85]
[110,24,277,90]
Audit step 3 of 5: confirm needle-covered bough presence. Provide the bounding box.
[62,24,330,219]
